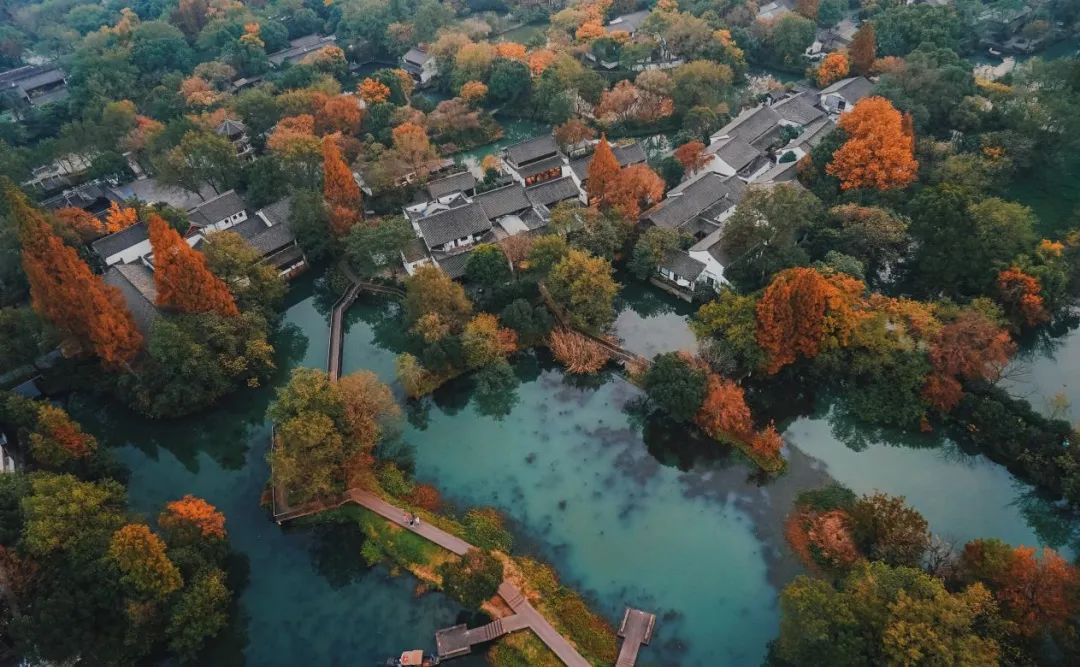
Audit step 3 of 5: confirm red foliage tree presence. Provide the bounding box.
[315,94,364,136]
[849,23,876,76]
[999,547,1079,638]
[755,267,865,374]
[696,374,753,438]
[673,141,709,176]
[10,185,142,367]
[323,136,362,236]
[997,267,1049,327]
[751,423,784,460]
[54,207,106,241]
[148,214,238,317]
[409,484,443,512]
[826,96,918,191]
[586,135,621,208]
[923,311,1015,412]
[611,163,665,219]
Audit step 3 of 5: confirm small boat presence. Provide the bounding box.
[988,47,1002,57]
[383,649,441,666]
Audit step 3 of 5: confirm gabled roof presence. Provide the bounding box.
[435,249,475,279]
[569,141,648,180]
[268,34,337,66]
[643,173,745,230]
[187,190,248,227]
[0,64,64,93]
[426,171,477,200]
[504,135,559,166]
[110,177,215,212]
[773,94,825,126]
[712,105,782,146]
[792,116,836,150]
[417,202,492,248]
[475,184,531,220]
[525,176,580,208]
[91,222,148,260]
[660,250,706,281]
[103,263,159,334]
[257,197,292,227]
[759,160,799,183]
[515,155,565,179]
[403,47,431,66]
[820,76,874,102]
[711,137,764,172]
[248,224,297,255]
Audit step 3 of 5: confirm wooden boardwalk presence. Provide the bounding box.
[615,608,656,667]
[325,262,405,381]
[538,282,651,369]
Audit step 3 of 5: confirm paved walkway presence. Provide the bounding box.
[326,262,406,381]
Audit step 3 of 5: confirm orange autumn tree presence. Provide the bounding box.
[547,328,611,374]
[10,184,143,367]
[586,135,621,207]
[358,78,391,104]
[322,136,362,236]
[315,94,364,136]
[611,163,665,219]
[105,201,139,233]
[54,207,106,241]
[147,214,238,317]
[460,80,488,106]
[755,267,865,374]
[849,23,876,76]
[159,495,227,541]
[494,41,527,61]
[29,404,98,467]
[392,122,440,180]
[997,267,1049,327]
[674,140,709,175]
[826,96,918,191]
[527,48,556,75]
[696,374,753,438]
[815,52,849,87]
[922,310,1014,412]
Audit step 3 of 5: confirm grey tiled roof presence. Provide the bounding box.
[264,245,305,271]
[188,190,248,227]
[525,176,580,208]
[820,76,874,102]
[792,117,836,150]
[712,137,764,172]
[103,263,159,334]
[404,48,431,66]
[268,34,336,66]
[402,238,429,263]
[248,224,296,255]
[417,202,492,249]
[215,119,247,137]
[643,173,745,230]
[257,197,292,227]
[759,160,799,183]
[435,249,475,279]
[475,184,531,219]
[91,222,148,260]
[773,94,825,126]
[426,171,477,199]
[569,141,647,180]
[110,178,215,211]
[515,155,565,179]
[713,105,782,146]
[504,135,559,166]
[660,250,706,281]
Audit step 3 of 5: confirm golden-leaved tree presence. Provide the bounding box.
[826,96,918,191]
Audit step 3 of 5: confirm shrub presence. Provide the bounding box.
[464,507,513,552]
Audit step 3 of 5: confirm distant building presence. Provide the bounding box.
[187,190,250,234]
[0,64,68,111]
[268,34,337,67]
[756,0,795,21]
[103,262,160,334]
[604,10,651,37]
[92,223,153,267]
[215,119,255,160]
[641,172,746,240]
[569,141,647,188]
[207,196,308,279]
[401,47,438,87]
[818,76,874,115]
[502,135,572,187]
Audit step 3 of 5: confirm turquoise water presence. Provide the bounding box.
[67,273,1079,665]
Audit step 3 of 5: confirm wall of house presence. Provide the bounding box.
[204,210,249,233]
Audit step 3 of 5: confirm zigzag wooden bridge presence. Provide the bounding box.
[274,268,656,666]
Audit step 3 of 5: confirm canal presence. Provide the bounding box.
[66,270,1080,666]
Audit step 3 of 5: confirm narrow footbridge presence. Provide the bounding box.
[325,265,405,380]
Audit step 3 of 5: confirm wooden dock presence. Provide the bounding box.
[326,261,406,381]
[615,608,656,667]
[435,614,529,658]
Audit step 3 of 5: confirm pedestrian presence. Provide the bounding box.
[413,516,421,528]
[405,511,412,525]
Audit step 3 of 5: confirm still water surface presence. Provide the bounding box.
[69,273,1077,665]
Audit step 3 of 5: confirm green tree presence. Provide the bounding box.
[21,473,126,557]
[404,265,473,335]
[487,58,532,105]
[289,189,335,261]
[472,358,520,420]
[692,291,766,376]
[629,227,681,279]
[777,562,1000,666]
[499,299,553,346]
[671,60,733,115]
[849,492,930,568]
[0,306,53,373]
[345,215,415,278]
[202,231,286,317]
[464,243,512,287]
[166,569,231,660]
[131,21,194,80]
[643,352,708,423]
[767,14,816,67]
[873,4,965,57]
[875,44,974,133]
[438,548,504,610]
[546,249,618,333]
[720,184,824,291]
[156,130,241,196]
[527,235,570,276]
